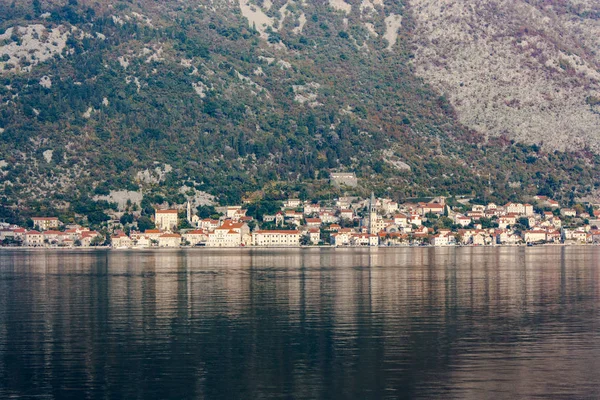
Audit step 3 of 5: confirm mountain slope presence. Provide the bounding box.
[0,0,599,221]
[408,0,600,150]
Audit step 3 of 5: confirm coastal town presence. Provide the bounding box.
[3,193,600,249]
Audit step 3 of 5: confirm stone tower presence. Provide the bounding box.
[369,192,377,234]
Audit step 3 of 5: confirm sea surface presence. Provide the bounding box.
[1,247,599,399]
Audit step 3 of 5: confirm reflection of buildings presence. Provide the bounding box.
[2,247,600,398]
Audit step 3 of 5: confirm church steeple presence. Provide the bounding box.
[369,192,377,234]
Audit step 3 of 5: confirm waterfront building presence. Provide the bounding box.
[183,229,208,246]
[431,233,451,246]
[24,230,44,247]
[206,221,249,247]
[111,232,132,248]
[523,230,547,243]
[158,233,182,247]
[350,233,379,247]
[252,230,300,247]
[308,228,321,245]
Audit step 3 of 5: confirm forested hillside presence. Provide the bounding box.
[0,0,599,223]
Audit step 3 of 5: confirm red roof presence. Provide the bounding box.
[221,221,245,229]
[81,231,100,238]
[352,233,375,238]
[156,210,178,214]
[186,230,206,235]
[160,233,181,238]
[255,230,300,234]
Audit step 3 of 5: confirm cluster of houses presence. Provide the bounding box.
[0,217,103,247]
[109,194,600,248]
[3,194,600,248]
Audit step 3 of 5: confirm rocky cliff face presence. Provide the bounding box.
[407,0,600,150]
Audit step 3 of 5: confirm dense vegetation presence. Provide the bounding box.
[0,0,599,225]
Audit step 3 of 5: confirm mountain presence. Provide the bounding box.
[0,0,599,223]
[409,0,600,151]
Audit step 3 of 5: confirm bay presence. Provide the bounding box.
[0,247,599,399]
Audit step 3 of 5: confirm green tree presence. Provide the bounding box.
[300,234,311,246]
[197,205,217,219]
[120,213,134,225]
[137,216,155,232]
[90,236,105,246]
[88,211,109,225]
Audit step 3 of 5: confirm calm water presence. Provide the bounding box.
[1,247,600,399]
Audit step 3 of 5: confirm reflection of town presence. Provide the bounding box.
[1,247,600,398]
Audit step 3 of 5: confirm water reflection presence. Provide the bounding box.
[0,247,599,399]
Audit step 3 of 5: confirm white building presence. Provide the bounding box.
[394,213,408,226]
[111,233,132,248]
[504,203,525,215]
[31,217,60,231]
[381,200,399,214]
[133,236,151,248]
[332,231,351,246]
[455,214,471,227]
[431,233,451,246]
[339,209,354,220]
[252,230,300,247]
[206,227,241,247]
[24,230,44,247]
[158,233,181,247]
[308,228,321,245]
[319,211,339,224]
[199,219,220,231]
[303,203,321,215]
[206,221,249,247]
[409,214,422,226]
[561,209,577,218]
[183,229,208,246]
[305,218,322,228]
[155,210,178,231]
[284,199,302,209]
[523,230,547,243]
[350,233,379,246]
[498,214,517,229]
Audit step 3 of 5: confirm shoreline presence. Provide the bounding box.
[0,243,597,251]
